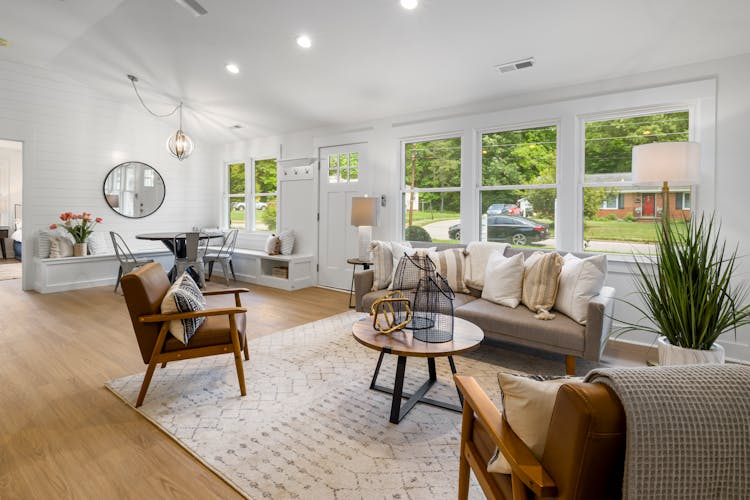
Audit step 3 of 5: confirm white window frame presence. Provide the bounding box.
[601,193,623,210]
[400,133,463,240]
[675,191,692,211]
[223,157,278,233]
[477,120,560,247]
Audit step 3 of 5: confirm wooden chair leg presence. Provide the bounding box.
[458,399,475,500]
[136,359,158,408]
[229,316,247,396]
[136,324,170,407]
[243,333,249,361]
[565,355,576,376]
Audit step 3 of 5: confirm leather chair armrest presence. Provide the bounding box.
[583,286,615,362]
[203,288,250,307]
[354,270,375,312]
[139,306,247,323]
[455,375,557,497]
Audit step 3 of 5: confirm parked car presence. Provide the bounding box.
[486,203,521,216]
[232,201,267,211]
[447,216,549,246]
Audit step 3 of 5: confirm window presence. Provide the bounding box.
[480,125,557,248]
[675,191,691,210]
[402,137,461,242]
[582,111,690,253]
[225,158,278,232]
[327,152,359,183]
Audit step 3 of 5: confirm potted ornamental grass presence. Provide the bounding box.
[619,213,750,365]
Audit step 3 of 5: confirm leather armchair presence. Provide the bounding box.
[121,262,250,407]
[455,375,626,499]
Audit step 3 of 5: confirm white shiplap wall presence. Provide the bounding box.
[0,61,221,290]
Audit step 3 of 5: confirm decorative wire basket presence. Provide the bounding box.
[391,252,455,342]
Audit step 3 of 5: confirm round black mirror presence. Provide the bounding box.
[103,162,165,218]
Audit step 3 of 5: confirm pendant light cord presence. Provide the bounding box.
[128,74,181,118]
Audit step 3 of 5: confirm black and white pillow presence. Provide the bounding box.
[160,271,207,344]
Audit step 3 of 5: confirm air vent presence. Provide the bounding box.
[495,57,535,75]
[230,125,242,129]
[174,0,207,17]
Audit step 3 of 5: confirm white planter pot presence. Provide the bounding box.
[657,336,725,365]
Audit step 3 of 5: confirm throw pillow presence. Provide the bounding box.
[554,254,607,324]
[38,231,52,258]
[481,252,524,308]
[388,245,437,291]
[160,271,207,344]
[87,232,112,255]
[464,242,510,290]
[521,252,564,315]
[265,234,281,255]
[49,236,74,258]
[387,241,414,290]
[278,229,295,255]
[487,373,583,474]
[369,240,394,291]
[429,248,470,294]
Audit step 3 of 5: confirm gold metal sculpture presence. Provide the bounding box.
[370,291,412,334]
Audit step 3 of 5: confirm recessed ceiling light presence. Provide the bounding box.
[296,35,312,49]
[225,63,240,74]
[400,0,418,10]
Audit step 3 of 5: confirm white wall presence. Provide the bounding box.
[0,61,221,290]
[219,52,750,359]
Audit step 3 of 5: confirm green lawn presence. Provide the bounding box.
[230,209,276,231]
[584,220,687,242]
[406,211,460,227]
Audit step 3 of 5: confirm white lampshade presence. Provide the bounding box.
[351,197,380,227]
[631,142,700,185]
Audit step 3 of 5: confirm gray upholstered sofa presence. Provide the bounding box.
[354,243,615,375]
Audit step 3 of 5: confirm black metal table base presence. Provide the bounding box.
[369,351,465,424]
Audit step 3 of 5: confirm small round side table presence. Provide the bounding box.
[347,258,372,308]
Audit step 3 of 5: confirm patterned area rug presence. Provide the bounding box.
[0,262,21,281]
[106,311,587,499]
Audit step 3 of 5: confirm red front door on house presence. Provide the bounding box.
[643,194,655,217]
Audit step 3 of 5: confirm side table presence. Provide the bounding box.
[347,258,372,308]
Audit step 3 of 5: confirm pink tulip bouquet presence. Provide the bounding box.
[49,212,103,244]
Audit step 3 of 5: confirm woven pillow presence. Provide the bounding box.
[265,234,281,255]
[487,373,583,474]
[369,240,394,291]
[429,248,469,293]
[554,254,607,324]
[49,236,74,258]
[160,272,207,344]
[278,229,295,255]
[521,252,564,314]
[38,230,71,258]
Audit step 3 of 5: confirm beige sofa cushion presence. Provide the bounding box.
[481,252,524,308]
[362,290,476,314]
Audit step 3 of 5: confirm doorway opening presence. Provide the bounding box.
[0,139,23,283]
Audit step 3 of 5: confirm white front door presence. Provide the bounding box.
[318,144,368,290]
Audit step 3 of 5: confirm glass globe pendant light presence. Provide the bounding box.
[166,103,194,161]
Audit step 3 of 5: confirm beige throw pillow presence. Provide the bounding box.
[265,234,281,255]
[554,254,607,324]
[49,236,74,258]
[464,242,509,289]
[429,248,470,294]
[487,373,582,474]
[521,252,564,314]
[369,240,394,291]
[481,252,524,308]
[387,241,414,290]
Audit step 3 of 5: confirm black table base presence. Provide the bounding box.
[369,350,464,424]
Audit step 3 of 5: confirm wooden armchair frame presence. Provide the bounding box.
[134,288,251,407]
[455,375,557,500]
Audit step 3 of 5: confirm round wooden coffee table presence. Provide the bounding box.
[352,315,484,424]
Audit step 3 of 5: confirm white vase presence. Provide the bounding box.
[657,336,725,365]
[74,242,88,257]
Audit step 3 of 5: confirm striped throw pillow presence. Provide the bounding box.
[429,248,469,293]
[521,252,564,314]
[160,272,207,344]
[369,240,394,291]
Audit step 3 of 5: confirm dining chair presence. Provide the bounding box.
[111,231,154,293]
[204,229,239,286]
[120,262,250,407]
[173,232,209,287]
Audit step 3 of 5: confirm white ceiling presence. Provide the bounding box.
[2,0,749,144]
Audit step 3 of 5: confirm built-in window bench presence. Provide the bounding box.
[208,248,314,291]
[34,250,173,294]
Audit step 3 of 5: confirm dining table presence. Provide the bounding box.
[136,231,224,281]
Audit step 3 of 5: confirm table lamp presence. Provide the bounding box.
[351,196,380,261]
[631,141,700,222]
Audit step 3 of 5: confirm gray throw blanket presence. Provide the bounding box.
[585,364,750,500]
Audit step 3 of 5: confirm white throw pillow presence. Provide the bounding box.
[278,229,295,255]
[487,373,583,474]
[369,240,394,291]
[481,252,524,308]
[160,272,207,344]
[387,241,413,290]
[49,236,74,258]
[429,248,470,294]
[464,242,509,289]
[87,232,113,255]
[554,254,607,324]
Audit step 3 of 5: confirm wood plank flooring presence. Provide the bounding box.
[0,276,349,498]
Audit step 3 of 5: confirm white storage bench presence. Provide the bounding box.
[210,248,314,291]
[34,250,173,294]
